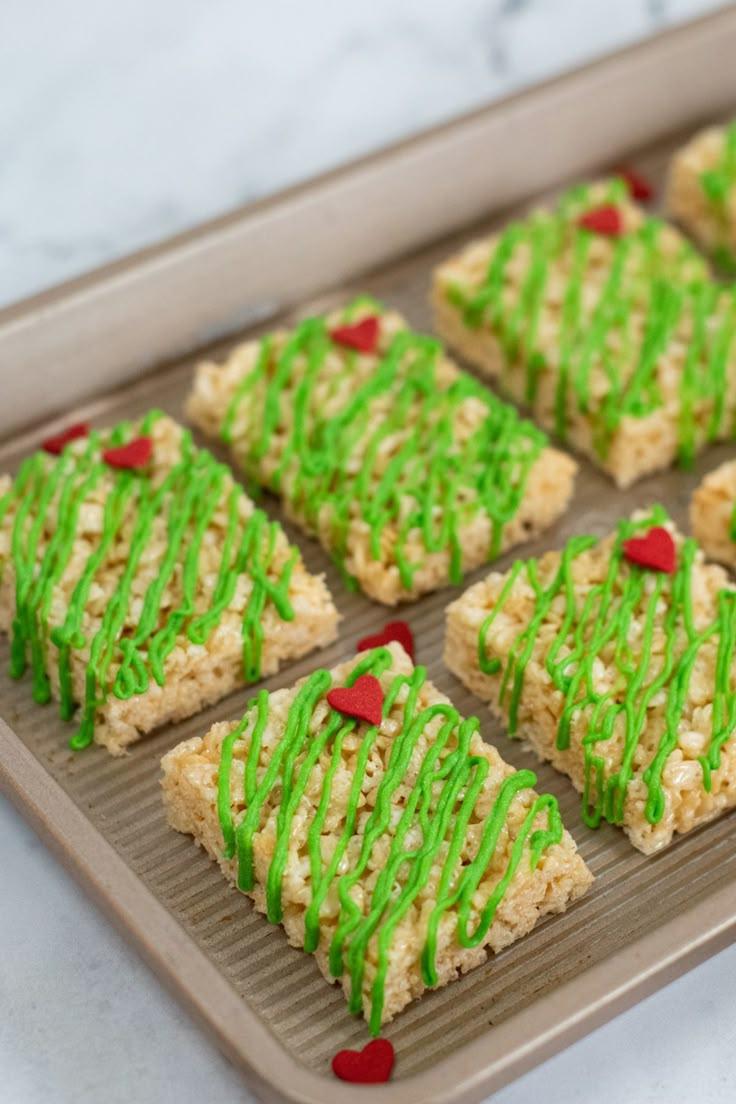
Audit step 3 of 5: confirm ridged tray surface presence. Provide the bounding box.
[2,134,736,1085]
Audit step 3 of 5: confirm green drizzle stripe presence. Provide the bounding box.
[700,121,736,271]
[477,505,736,830]
[219,303,549,592]
[0,415,297,749]
[215,650,563,1035]
[448,180,736,465]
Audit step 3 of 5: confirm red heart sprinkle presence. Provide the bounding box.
[42,422,89,455]
[622,526,676,574]
[617,166,654,202]
[329,316,380,354]
[103,436,153,470]
[332,1039,395,1084]
[357,620,415,662]
[327,674,384,727]
[577,205,624,237]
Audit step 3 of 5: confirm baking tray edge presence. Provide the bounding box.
[3,718,735,1104]
[2,6,736,439]
[4,7,736,1103]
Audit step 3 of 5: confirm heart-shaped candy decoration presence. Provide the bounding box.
[577,205,624,237]
[42,422,89,455]
[357,620,414,662]
[329,316,380,354]
[103,436,153,470]
[327,674,384,727]
[622,526,676,574]
[332,1039,395,1084]
[617,166,654,202]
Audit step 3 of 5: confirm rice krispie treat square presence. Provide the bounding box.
[0,411,338,754]
[186,298,576,605]
[162,642,592,1033]
[691,459,736,570]
[432,178,736,487]
[445,506,736,854]
[667,122,736,273]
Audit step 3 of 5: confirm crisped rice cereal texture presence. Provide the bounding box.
[0,413,338,754]
[690,459,736,570]
[432,179,736,487]
[187,302,576,605]
[667,123,736,267]
[445,511,736,853]
[162,643,592,1028]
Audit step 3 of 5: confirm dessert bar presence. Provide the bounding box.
[0,412,338,753]
[162,642,592,1032]
[187,299,576,604]
[667,121,736,272]
[690,459,736,570]
[445,506,736,853]
[433,179,736,486]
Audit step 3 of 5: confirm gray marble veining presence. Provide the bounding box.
[2,3,736,1103]
[0,0,727,308]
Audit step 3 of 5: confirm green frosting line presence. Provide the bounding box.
[700,121,736,271]
[220,302,548,592]
[448,180,736,466]
[0,412,297,749]
[477,505,736,829]
[216,649,563,1036]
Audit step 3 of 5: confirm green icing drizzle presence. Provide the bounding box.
[216,649,562,1035]
[219,301,548,592]
[448,179,736,466]
[0,412,297,749]
[477,505,736,829]
[700,122,736,272]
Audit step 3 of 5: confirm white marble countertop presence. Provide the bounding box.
[0,0,729,308]
[2,2,735,1102]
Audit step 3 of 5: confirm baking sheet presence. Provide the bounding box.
[3,13,736,1104]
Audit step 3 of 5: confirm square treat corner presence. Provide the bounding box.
[445,505,736,853]
[162,641,592,1032]
[433,177,736,486]
[0,411,338,754]
[186,297,577,604]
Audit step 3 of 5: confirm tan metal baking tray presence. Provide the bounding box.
[3,9,736,1103]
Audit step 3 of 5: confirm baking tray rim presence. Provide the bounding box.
[3,720,735,1104]
[0,3,729,328]
[3,6,736,1102]
[3,4,736,443]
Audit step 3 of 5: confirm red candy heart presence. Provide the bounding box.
[327,674,384,727]
[622,526,676,574]
[329,316,380,354]
[617,166,654,202]
[357,620,415,662]
[332,1039,395,1084]
[577,205,624,237]
[42,422,89,455]
[103,436,153,470]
